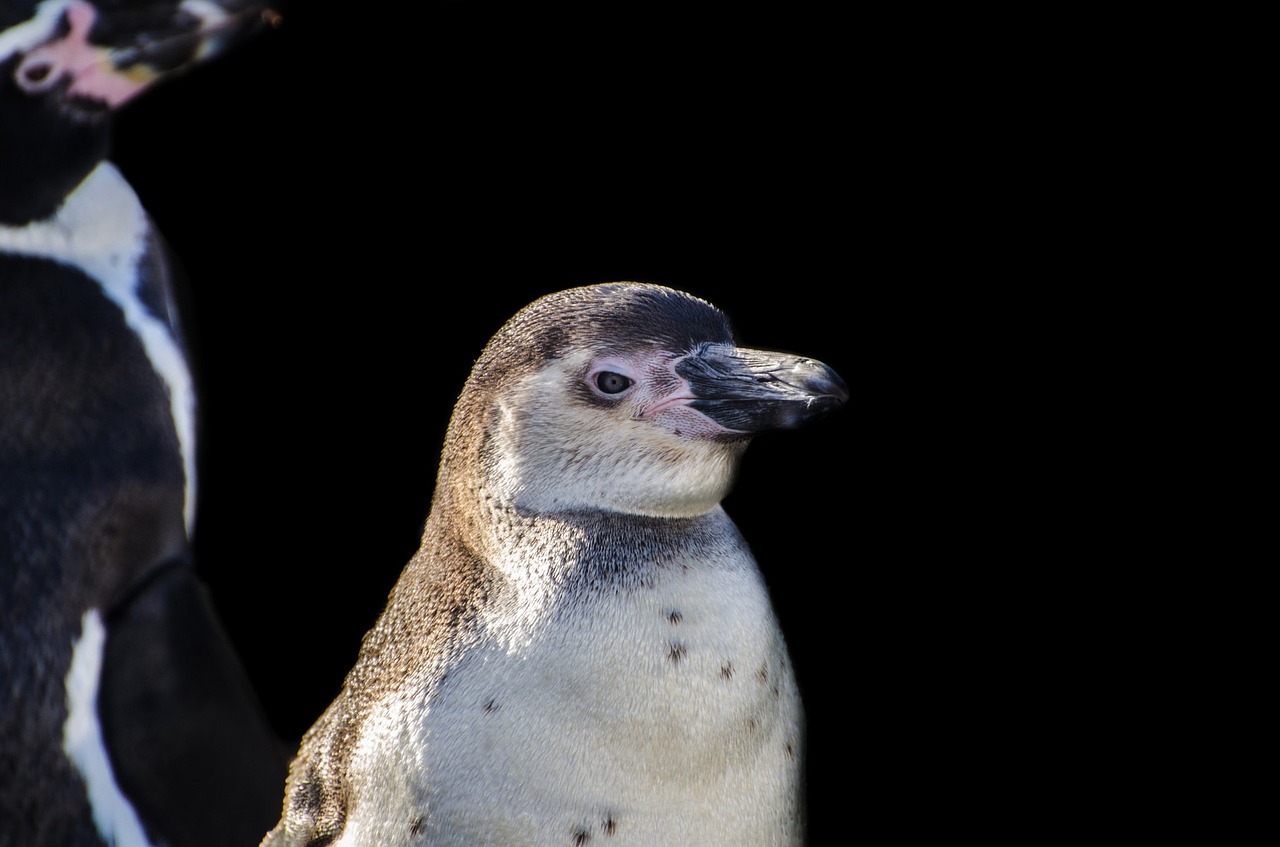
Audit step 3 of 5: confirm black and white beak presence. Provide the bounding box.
[676,343,848,434]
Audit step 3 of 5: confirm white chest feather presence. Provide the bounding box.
[340,527,804,846]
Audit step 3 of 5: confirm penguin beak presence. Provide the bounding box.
[11,0,276,109]
[674,342,849,433]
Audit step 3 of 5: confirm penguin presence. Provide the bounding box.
[0,2,286,845]
[262,282,848,847]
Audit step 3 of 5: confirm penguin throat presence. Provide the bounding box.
[482,406,741,519]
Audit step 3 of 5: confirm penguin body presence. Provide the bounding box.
[264,283,847,846]
[0,3,284,845]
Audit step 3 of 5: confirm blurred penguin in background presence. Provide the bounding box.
[1,2,287,844]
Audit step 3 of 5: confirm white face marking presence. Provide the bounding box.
[62,609,158,847]
[0,163,198,533]
[488,351,745,518]
[0,0,73,63]
[179,0,230,61]
[180,0,230,24]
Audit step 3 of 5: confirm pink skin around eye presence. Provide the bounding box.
[636,356,696,418]
[591,352,730,437]
[589,354,682,416]
[16,1,152,108]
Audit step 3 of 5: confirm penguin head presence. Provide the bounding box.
[447,282,848,520]
[0,0,272,224]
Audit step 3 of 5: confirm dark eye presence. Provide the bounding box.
[595,371,633,395]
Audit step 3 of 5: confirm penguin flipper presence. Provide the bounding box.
[98,558,289,847]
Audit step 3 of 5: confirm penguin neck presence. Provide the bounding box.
[439,466,738,593]
[0,42,113,226]
[430,401,738,583]
[0,161,144,263]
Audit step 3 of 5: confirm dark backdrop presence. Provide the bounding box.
[111,3,880,840]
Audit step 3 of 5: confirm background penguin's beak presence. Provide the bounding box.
[12,0,275,109]
[675,343,849,433]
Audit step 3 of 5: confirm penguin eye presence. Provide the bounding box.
[594,371,634,395]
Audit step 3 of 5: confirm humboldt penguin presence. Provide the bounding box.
[0,2,285,845]
[262,282,848,847]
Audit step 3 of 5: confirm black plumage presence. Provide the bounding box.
[1,2,285,844]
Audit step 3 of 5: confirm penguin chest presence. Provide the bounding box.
[390,560,804,845]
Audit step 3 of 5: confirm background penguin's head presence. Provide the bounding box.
[0,0,273,223]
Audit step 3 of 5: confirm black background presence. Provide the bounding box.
[110,3,888,840]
